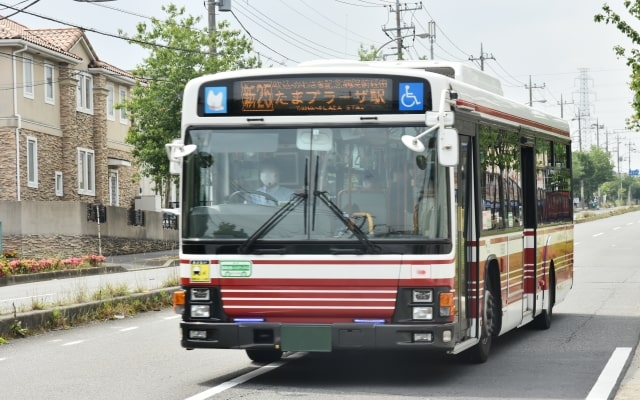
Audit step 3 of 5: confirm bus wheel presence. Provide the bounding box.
[246,349,283,363]
[466,275,499,363]
[533,269,555,330]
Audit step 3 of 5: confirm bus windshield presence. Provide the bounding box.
[181,126,449,245]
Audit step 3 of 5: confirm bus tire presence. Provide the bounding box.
[246,349,283,363]
[533,268,555,330]
[466,273,499,363]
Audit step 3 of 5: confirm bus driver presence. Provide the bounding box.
[252,163,294,205]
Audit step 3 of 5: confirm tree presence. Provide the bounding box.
[572,146,615,204]
[358,44,382,61]
[594,2,640,129]
[122,4,260,206]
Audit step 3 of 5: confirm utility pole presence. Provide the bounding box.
[525,75,545,107]
[468,43,495,71]
[207,0,232,56]
[207,0,216,56]
[557,94,574,118]
[382,0,422,60]
[427,20,436,60]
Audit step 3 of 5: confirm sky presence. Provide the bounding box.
[2,0,640,171]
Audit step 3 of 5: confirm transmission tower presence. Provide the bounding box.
[574,68,594,151]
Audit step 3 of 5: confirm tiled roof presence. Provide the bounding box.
[90,60,136,81]
[0,18,82,60]
[1,16,136,81]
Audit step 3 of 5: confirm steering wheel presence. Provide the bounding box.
[348,212,374,237]
[227,190,279,205]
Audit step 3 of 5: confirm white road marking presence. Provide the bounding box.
[62,340,84,346]
[586,347,632,400]
[184,353,305,400]
[0,294,54,303]
[0,357,7,362]
[119,327,138,332]
[163,315,181,320]
[593,232,604,237]
[613,227,621,231]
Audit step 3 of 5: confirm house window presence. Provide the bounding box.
[23,55,34,99]
[76,72,93,113]
[55,171,63,197]
[109,170,119,206]
[27,136,38,188]
[78,147,95,196]
[107,83,115,120]
[44,63,55,104]
[119,86,128,124]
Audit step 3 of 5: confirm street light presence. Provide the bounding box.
[376,33,429,60]
[525,99,547,105]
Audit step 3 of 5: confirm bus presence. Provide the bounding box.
[168,60,573,363]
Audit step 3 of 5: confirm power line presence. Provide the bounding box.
[227,10,290,65]
[468,43,495,71]
[0,0,38,20]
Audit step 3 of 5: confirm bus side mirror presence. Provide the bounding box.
[166,140,197,175]
[438,128,458,167]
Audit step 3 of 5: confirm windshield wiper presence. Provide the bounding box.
[238,160,309,255]
[311,155,380,254]
[237,193,306,254]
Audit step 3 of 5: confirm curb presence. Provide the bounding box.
[0,287,179,338]
[0,265,127,287]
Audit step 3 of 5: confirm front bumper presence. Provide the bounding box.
[180,321,457,352]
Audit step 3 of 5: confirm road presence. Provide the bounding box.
[1,212,639,400]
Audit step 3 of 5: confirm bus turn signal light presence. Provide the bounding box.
[439,292,455,318]
[173,290,185,314]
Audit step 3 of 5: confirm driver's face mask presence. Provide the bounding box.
[260,171,278,188]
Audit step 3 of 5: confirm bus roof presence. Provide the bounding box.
[298,59,503,96]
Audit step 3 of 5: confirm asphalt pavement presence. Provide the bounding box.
[3,226,640,399]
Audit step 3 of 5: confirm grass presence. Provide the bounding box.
[0,277,177,342]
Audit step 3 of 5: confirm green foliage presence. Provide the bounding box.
[572,146,615,200]
[10,320,28,337]
[121,4,260,205]
[594,2,640,129]
[358,44,382,61]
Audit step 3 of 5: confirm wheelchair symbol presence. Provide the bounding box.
[401,84,422,108]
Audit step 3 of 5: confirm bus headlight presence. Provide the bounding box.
[413,306,433,320]
[412,289,433,303]
[191,305,210,318]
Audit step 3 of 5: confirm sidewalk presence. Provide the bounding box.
[104,249,179,271]
[0,249,180,337]
[615,347,640,399]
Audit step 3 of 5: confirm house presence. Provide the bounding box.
[0,17,177,258]
[0,17,137,206]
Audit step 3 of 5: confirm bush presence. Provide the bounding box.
[0,254,106,278]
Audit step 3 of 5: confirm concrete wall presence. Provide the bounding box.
[0,200,178,258]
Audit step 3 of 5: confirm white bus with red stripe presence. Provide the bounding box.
[168,60,573,363]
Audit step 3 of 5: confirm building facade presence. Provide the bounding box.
[0,18,138,208]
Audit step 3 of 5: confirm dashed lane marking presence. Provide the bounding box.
[184,352,305,400]
[62,340,84,346]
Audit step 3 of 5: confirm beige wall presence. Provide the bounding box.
[0,200,178,258]
[1,35,138,216]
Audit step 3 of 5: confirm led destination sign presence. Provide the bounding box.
[200,75,432,116]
